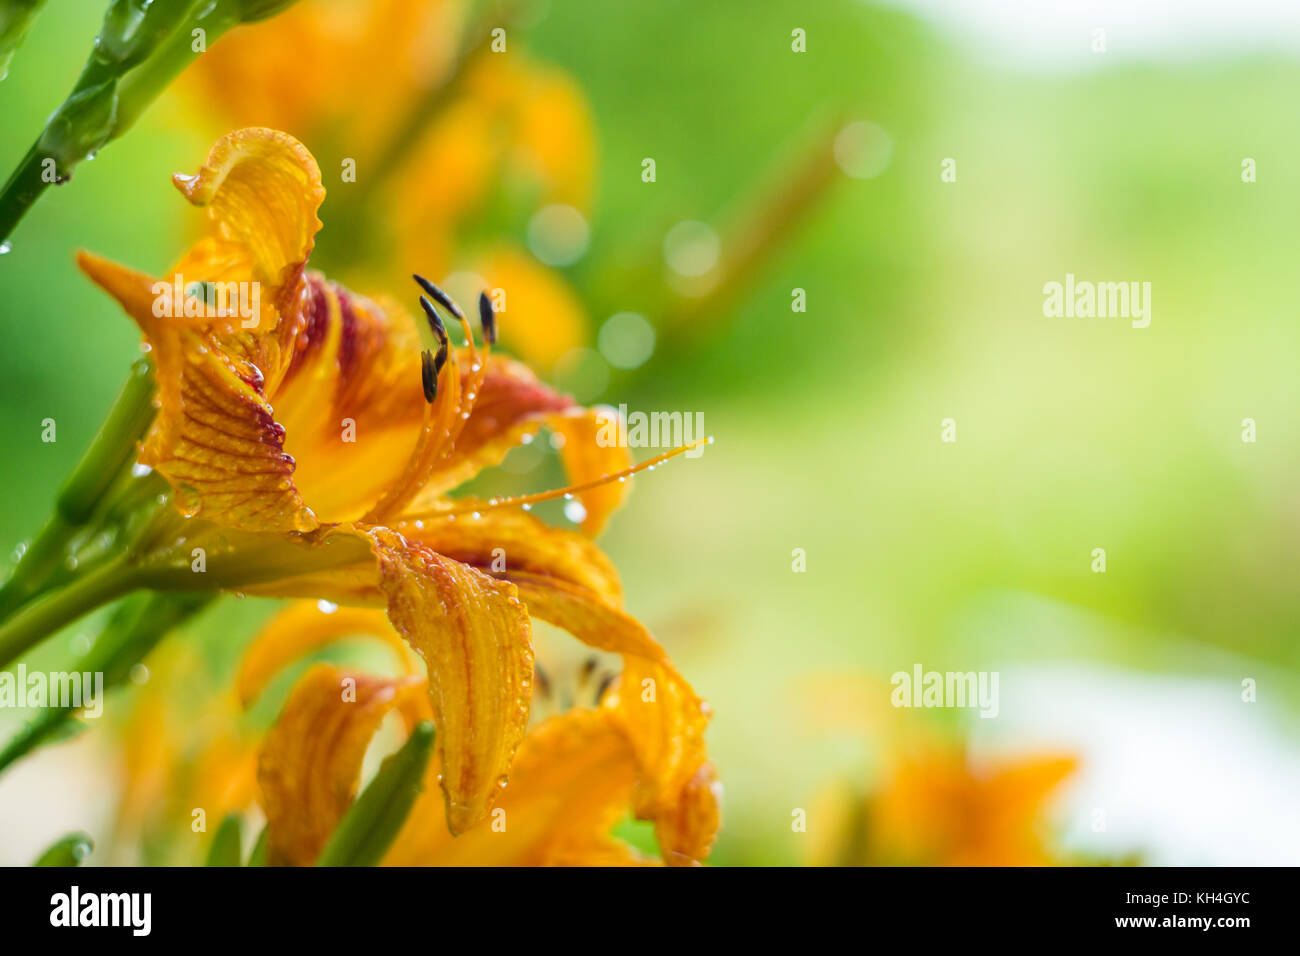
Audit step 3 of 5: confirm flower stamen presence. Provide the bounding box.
[477,291,497,346]
[409,435,712,521]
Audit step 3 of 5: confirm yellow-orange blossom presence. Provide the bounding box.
[77,127,717,860]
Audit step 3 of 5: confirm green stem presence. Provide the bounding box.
[0,0,298,244]
[316,722,435,867]
[0,142,46,246]
[58,360,156,524]
[0,590,211,775]
[0,555,142,670]
[0,360,155,621]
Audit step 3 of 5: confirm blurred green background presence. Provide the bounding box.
[1,0,1298,865]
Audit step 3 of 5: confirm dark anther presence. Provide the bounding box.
[579,656,598,681]
[534,662,552,700]
[420,349,438,403]
[594,671,617,704]
[412,273,464,320]
[418,296,451,370]
[478,290,496,346]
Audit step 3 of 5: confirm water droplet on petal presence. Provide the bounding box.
[174,486,201,517]
[292,507,318,533]
[317,600,338,614]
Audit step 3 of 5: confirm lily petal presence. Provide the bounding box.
[82,249,315,532]
[173,127,324,307]
[257,664,427,866]
[611,657,713,838]
[395,508,622,603]
[653,760,723,867]
[77,127,332,533]
[548,405,634,536]
[368,528,534,834]
[236,600,418,708]
[383,708,644,866]
[395,510,674,664]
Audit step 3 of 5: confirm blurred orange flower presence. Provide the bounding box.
[180,0,594,372]
[801,676,1078,866]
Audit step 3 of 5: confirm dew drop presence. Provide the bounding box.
[317,599,338,614]
[292,507,319,533]
[0,241,11,256]
[174,486,201,517]
[129,663,150,685]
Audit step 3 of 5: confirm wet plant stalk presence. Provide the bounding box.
[0,360,155,622]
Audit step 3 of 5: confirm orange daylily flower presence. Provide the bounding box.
[78,127,706,836]
[800,676,1078,866]
[181,0,595,371]
[241,603,720,865]
[863,745,1077,867]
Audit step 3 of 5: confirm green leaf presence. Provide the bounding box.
[0,0,46,80]
[33,832,94,867]
[245,825,270,867]
[315,722,435,867]
[0,591,212,775]
[205,813,243,867]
